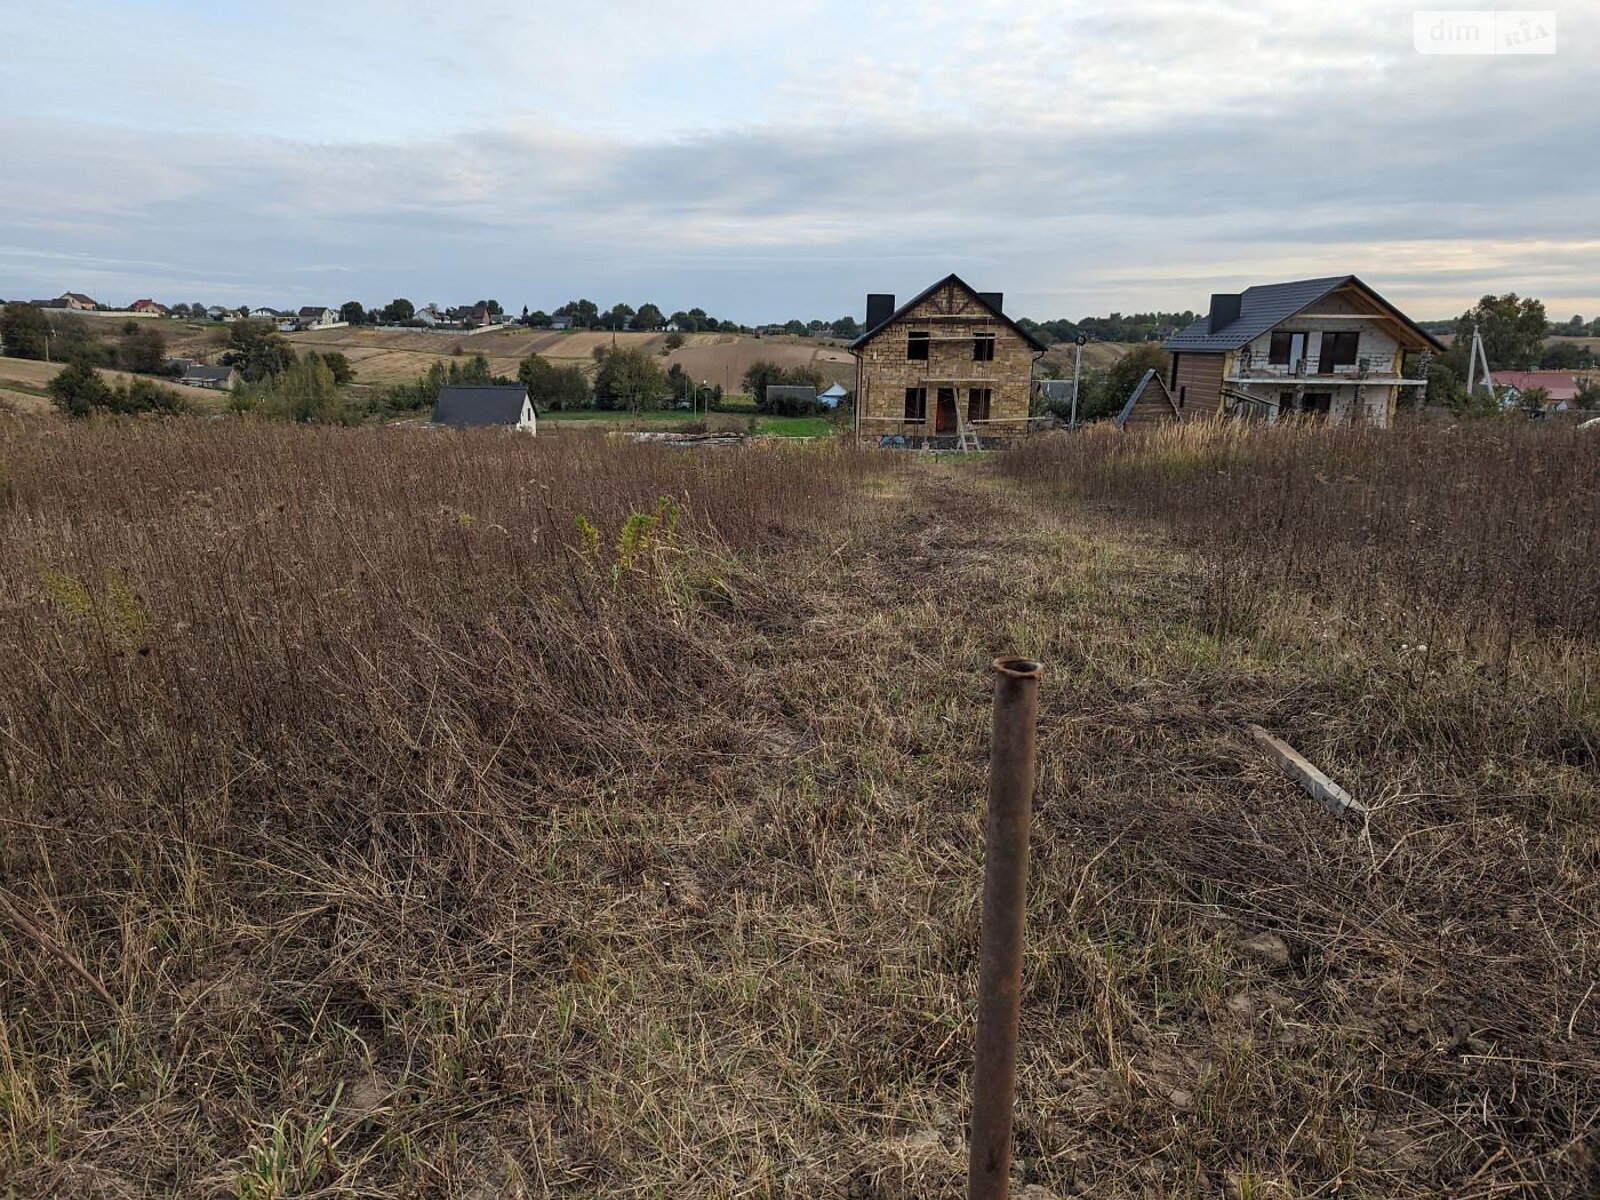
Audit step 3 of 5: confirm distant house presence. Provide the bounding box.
[1490,371,1580,408]
[414,305,443,326]
[297,306,338,330]
[817,382,849,409]
[179,364,240,390]
[549,315,574,331]
[458,303,498,329]
[129,298,170,316]
[849,274,1046,447]
[30,298,69,309]
[250,307,283,321]
[1163,275,1443,427]
[205,306,232,321]
[1115,369,1182,429]
[430,385,537,434]
[59,292,99,310]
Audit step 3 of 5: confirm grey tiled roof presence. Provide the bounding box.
[431,385,529,427]
[1164,277,1352,352]
[1164,275,1447,354]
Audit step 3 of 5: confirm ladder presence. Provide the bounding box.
[953,398,981,452]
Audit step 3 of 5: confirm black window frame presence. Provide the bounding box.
[903,386,927,422]
[967,387,992,422]
[906,331,930,361]
[972,332,996,362]
[1320,331,1359,371]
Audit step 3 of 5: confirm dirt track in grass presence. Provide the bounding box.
[2,440,1594,1198]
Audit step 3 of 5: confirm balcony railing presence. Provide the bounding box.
[1230,350,1411,380]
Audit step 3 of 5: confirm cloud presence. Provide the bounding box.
[1,1,1596,318]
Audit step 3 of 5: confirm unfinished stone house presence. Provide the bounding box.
[849,274,1046,448]
[1163,276,1442,427]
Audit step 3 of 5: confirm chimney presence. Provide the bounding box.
[865,293,896,330]
[1208,293,1242,333]
[978,291,1004,313]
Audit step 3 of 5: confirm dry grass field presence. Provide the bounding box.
[0,420,1594,1198]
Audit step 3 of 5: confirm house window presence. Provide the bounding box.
[1320,332,1359,371]
[967,388,992,422]
[1269,331,1307,369]
[1301,391,1333,417]
[907,331,930,361]
[972,333,996,362]
[903,387,927,421]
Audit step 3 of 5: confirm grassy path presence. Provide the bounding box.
[5,451,1592,1199]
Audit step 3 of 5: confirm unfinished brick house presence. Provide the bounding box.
[1163,276,1442,427]
[849,274,1046,448]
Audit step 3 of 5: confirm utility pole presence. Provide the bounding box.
[1069,334,1086,428]
[1466,322,1495,403]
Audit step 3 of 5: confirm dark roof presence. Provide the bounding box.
[849,273,1049,353]
[298,306,330,318]
[181,364,236,384]
[1115,369,1179,428]
[1164,275,1445,353]
[431,385,530,427]
[765,384,818,401]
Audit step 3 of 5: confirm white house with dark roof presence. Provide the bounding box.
[178,364,240,390]
[1163,276,1442,427]
[430,385,537,434]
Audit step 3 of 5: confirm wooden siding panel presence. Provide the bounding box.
[1172,352,1224,419]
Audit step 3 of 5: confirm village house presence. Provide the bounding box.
[129,298,170,316]
[250,307,284,321]
[849,274,1046,448]
[1163,276,1441,427]
[178,364,240,390]
[549,315,575,331]
[297,306,339,330]
[430,385,537,434]
[1489,370,1581,411]
[59,292,99,310]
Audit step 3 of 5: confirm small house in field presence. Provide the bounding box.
[549,315,575,331]
[1490,371,1579,410]
[1115,369,1181,429]
[431,385,537,434]
[849,274,1046,448]
[297,306,339,330]
[59,292,99,310]
[1163,275,1441,427]
[179,364,240,390]
[129,298,170,316]
[817,382,849,409]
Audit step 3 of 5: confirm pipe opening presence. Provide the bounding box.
[992,656,1043,679]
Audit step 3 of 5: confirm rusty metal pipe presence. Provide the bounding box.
[968,656,1043,1200]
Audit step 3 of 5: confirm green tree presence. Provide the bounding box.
[593,346,668,412]
[48,361,113,417]
[556,299,599,329]
[339,301,366,325]
[381,298,415,323]
[308,350,355,385]
[1539,341,1594,370]
[517,353,590,410]
[632,303,664,331]
[118,323,167,374]
[1452,293,1548,370]
[831,315,860,339]
[601,303,635,332]
[741,360,787,405]
[662,331,685,352]
[446,353,492,385]
[1083,344,1168,422]
[0,302,52,359]
[223,319,295,382]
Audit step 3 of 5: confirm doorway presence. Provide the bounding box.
[936,388,957,433]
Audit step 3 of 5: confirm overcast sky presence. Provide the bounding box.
[1,1,1594,322]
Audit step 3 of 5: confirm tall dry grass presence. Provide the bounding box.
[0,422,886,1194]
[1003,420,1600,655]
